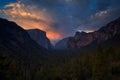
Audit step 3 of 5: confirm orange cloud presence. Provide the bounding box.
[0,1,63,44]
[47,31,64,44]
[87,30,94,33]
[15,20,63,45]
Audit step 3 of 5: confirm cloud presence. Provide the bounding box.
[0,0,120,44]
[77,8,120,31]
[0,1,64,44]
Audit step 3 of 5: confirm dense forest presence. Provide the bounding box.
[1,44,120,80]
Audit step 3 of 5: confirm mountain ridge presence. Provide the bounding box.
[0,18,49,65]
[67,17,120,49]
[27,29,53,49]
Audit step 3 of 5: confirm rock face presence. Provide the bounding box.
[27,29,53,49]
[55,37,70,50]
[68,32,95,49]
[68,17,120,49]
[0,18,48,62]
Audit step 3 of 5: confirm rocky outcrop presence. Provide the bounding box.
[27,29,53,49]
[68,32,95,49]
[55,37,70,50]
[68,17,120,49]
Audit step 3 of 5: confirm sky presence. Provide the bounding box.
[0,0,120,44]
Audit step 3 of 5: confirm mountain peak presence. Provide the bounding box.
[67,17,120,49]
[75,31,87,35]
[27,29,46,37]
[27,29,53,49]
[0,17,47,53]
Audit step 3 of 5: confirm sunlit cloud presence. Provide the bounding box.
[87,30,94,33]
[78,29,94,33]
[0,1,64,44]
[0,0,120,45]
[90,10,109,20]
